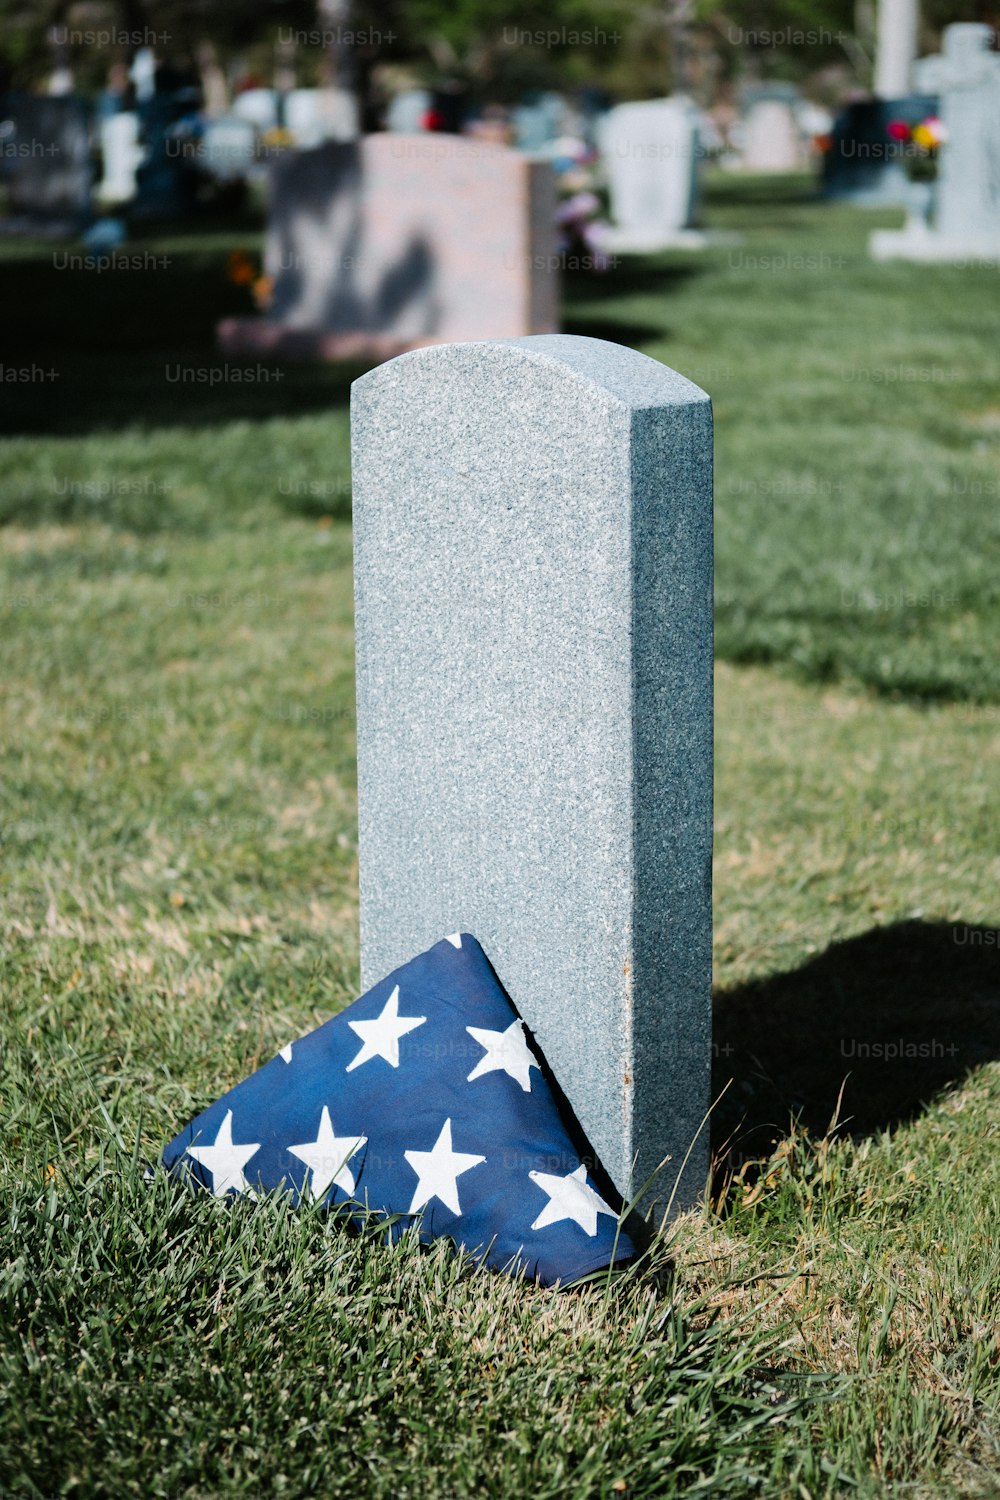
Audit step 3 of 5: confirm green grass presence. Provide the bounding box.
[3,177,1000,700]
[1,176,999,1497]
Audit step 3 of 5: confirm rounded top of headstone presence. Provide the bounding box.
[352,335,710,415]
[944,22,995,58]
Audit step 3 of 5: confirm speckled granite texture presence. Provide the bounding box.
[351,335,713,1218]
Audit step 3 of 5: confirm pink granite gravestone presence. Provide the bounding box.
[220,135,559,360]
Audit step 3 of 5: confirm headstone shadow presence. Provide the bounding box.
[711,918,1000,1171]
[267,141,437,337]
[562,261,704,348]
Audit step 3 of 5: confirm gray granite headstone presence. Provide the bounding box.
[351,335,714,1219]
[598,97,704,250]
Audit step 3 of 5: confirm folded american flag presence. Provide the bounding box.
[162,933,635,1286]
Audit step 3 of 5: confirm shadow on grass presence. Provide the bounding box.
[703,172,823,210]
[711,919,1000,1168]
[563,262,710,349]
[0,240,376,438]
[0,350,369,439]
[562,261,704,348]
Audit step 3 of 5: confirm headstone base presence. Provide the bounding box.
[869,227,1000,263]
[0,216,86,238]
[828,163,911,207]
[217,317,421,362]
[595,226,708,252]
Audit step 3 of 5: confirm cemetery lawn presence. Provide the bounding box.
[1,179,998,1497]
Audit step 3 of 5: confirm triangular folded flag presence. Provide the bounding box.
[161,933,635,1286]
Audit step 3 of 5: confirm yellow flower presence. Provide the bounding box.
[252,275,274,310]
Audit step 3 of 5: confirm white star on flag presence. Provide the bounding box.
[528,1164,617,1237]
[288,1106,367,1200]
[404,1117,486,1216]
[466,1019,539,1092]
[278,1042,293,1064]
[187,1109,260,1198]
[346,984,426,1072]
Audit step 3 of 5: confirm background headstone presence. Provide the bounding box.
[200,114,257,183]
[741,99,806,172]
[0,92,91,234]
[285,87,359,147]
[598,97,703,249]
[233,88,279,133]
[220,136,558,359]
[871,23,1000,261]
[351,334,714,1216]
[512,92,566,152]
[822,94,937,204]
[385,89,431,133]
[131,87,201,222]
[96,112,143,204]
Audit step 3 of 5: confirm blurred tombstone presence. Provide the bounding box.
[741,100,807,172]
[196,42,229,118]
[0,92,91,234]
[96,112,143,203]
[233,88,279,133]
[464,107,511,146]
[426,85,468,134]
[824,0,917,203]
[822,95,936,204]
[82,216,126,252]
[219,135,558,359]
[201,114,257,183]
[598,97,703,250]
[285,87,359,147]
[285,88,325,146]
[386,89,431,133]
[130,49,156,105]
[512,93,565,152]
[132,86,201,221]
[797,101,834,142]
[871,23,1000,262]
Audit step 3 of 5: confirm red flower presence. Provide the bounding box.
[887,120,911,142]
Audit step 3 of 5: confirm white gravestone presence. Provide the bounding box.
[233,89,279,133]
[599,97,703,250]
[351,335,714,1218]
[97,112,142,203]
[286,87,359,147]
[201,115,257,183]
[871,24,1000,263]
